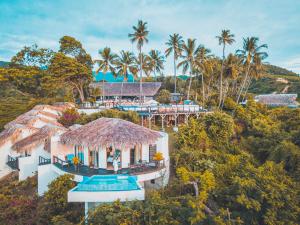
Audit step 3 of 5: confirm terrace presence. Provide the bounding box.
[52,155,165,177]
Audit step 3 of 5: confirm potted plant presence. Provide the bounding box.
[153,152,164,167]
[73,156,79,172]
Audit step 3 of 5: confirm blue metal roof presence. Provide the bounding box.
[93,71,135,82]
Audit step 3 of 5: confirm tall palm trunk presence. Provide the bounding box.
[139,47,143,105]
[201,73,205,107]
[242,77,253,102]
[236,62,251,103]
[102,73,105,102]
[187,71,193,100]
[218,44,225,108]
[174,52,177,93]
[221,79,229,108]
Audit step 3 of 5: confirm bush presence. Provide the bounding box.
[58,108,80,127]
[156,89,171,104]
[77,109,140,125]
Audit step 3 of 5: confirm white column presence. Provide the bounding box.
[142,144,149,162]
[85,202,89,223]
[121,148,130,168]
[98,147,106,169]
[84,147,89,166]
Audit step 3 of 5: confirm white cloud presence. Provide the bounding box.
[1,0,300,74]
[281,56,300,74]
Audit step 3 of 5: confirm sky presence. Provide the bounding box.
[0,0,300,74]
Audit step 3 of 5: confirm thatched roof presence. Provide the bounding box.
[12,125,67,153]
[60,117,162,149]
[89,82,161,97]
[0,126,23,146]
[0,103,70,147]
[68,124,82,130]
[4,114,63,129]
[33,103,73,113]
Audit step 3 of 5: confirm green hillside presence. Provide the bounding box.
[0,61,10,68]
[249,73,300,98]
[263,64,298,76]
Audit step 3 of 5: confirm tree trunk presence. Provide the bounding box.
[221,79,229,108]
[187,71,193,100]
[219,44,225,108]
[139,47,143,105]
[201,73,205,107]
[242,76,253,102]
[236,63,251,103]
[102,78,105,103]
[174,53,177,93]
[191,181,214,216]
[192,181,199,197]
[78,85,85,103]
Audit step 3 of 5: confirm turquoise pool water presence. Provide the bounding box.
[75,175,140,192]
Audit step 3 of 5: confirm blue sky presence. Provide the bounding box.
[0,0,300,74]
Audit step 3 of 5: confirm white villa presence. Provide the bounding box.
[38,117,169,213]
[0,105,169,215]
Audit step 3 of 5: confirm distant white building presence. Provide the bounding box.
[254,94,298,107]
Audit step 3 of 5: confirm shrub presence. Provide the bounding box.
[156,89,171,104]
[58,108,80,127]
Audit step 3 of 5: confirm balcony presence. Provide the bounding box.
[38,156,51,166]
[6,155,19,170]
[52,156,165,177]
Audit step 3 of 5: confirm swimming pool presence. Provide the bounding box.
[75,175,140,192]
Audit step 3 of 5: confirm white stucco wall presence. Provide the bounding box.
[0,127,37,179]
[18,145,50,181]
[68,187,145,203]
[38,164,60,196]
[0,140,12,170]
[51,134,73,161]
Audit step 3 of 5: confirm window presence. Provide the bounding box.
[149,144,157,162]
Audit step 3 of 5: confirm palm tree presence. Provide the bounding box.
[128,20,149,104]
[241,52,266,102]
[195,46,212,106]
[94,47,117,101]
[178,39,201,100]
[135,53,151,77]
[148,50,165,80]
[115,50,137,81]
[216,30,235,108]
[165,34,184,93]
[222,53,241,106]
[236,37,268,103]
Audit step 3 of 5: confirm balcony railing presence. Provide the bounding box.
[38,156,51,166]
[7,155,19,170]
[52,156,164,177]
